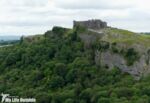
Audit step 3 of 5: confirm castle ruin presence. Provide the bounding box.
[73,19,107,30]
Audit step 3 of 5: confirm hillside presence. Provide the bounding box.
[0,20,150,103]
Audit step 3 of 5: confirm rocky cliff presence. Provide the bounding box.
[77,19,150,79]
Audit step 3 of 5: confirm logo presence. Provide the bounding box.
[1,93,36,103]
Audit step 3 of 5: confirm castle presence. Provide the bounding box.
[73,19,107,30]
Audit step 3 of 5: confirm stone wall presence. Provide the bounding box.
[73,19,107,30]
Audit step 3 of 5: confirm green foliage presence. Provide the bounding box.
[70,30,78,41]
[44,30,53,38]
[0,27,149,103]
[79,88,93,102]
[114,87,134,98]
[111,42,119,53]
[141,86,150,96]
[52,26,69,37]
[146,49,150,64]
[74,25,87,33]
[36,92,51,103]
[49,75,65,89]
[98,97,110,103]
[64,99,74,103]
[54,63,67,78]
[95,41,110,51]
[123,48,140,66]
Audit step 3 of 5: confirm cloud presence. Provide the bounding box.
[0,0,48,8]
[0,0,150,35]
[53,0,134,10]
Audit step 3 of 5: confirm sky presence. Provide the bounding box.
[0,0,150,36]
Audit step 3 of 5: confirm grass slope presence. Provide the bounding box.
[102,28,150,47]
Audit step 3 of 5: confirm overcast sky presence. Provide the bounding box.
[0,0,150,36]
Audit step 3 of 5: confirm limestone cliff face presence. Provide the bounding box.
[96,42,149,79]
[98,51,150,80]
[94,43,150,79]
[95,41,150,79]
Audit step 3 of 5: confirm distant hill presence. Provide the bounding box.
[0,36,20,45]
[140,32,150,35]
[0,35,20,41]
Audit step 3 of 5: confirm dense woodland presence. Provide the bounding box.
[0,27,150,103]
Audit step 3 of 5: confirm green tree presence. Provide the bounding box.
[54,63,67,78]
[49,75,64,89]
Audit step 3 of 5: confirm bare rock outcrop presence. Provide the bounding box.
[94,50,150,80]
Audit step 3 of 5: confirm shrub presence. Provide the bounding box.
[96,41,110,51]
[49,75,65,89]
[124,48,140,66]
[65,99,74,103]
[98,97,110,103]
[114,87,134,98]
[36,93,51,103]
[74,25,87,33]
[52,26,68,37]
[54,63,67,78]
